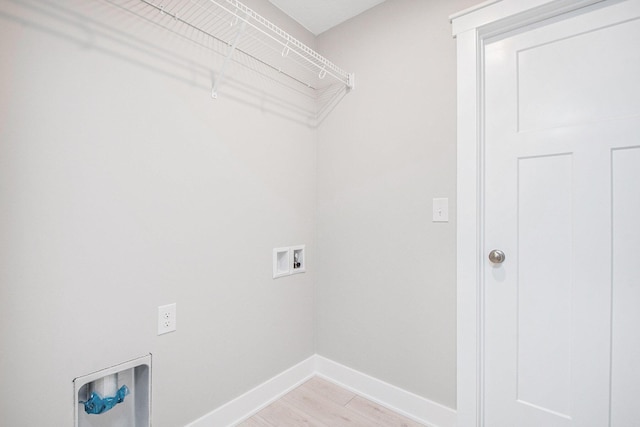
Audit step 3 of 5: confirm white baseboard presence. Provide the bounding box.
[185,354,456,427]
[185,355,316,427]
[314,355,456,427]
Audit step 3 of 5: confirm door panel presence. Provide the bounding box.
[483,1,640,426]
[517,154,573,418]
[517,18,640,132]
[611,147,640,427]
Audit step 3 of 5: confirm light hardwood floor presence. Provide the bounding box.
[236,377,425,427]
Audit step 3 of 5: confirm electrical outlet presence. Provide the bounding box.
[157,303,177,335]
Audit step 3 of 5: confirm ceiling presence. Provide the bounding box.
[268,0,386,36]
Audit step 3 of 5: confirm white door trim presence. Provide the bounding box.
[451,1,611,426]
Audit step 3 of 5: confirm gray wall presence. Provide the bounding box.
[0,0,480,425]
[0,1,316,426]
[316,0,478,409]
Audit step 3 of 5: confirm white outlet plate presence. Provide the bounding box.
[158,303,177,335]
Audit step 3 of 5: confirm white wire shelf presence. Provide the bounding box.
[137,0,354,98]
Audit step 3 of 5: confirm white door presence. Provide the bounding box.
[483,1,640,426]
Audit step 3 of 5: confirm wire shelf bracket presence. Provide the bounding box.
[212,15,246,98]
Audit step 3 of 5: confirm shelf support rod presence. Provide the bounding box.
[212,17,247,99]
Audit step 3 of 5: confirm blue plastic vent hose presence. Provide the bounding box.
[82,385,130,415]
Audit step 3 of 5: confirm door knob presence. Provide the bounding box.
[488,249,506,264]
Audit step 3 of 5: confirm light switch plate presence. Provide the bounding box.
[433,198,449,222]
